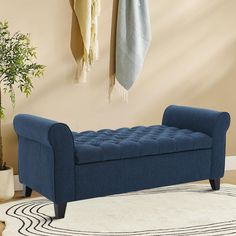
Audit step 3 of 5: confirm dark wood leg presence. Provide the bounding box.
[54,203,67,219]
[23,185,32,197]
[209,178,220,191]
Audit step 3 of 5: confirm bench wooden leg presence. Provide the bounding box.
[54,203,67,219]
[23,185,32,197]
[209,178,220,191]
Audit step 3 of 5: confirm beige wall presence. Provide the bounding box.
[0,0,236,173]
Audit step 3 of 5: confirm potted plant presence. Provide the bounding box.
[0,21,45,201]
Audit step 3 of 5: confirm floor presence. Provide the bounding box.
[0,170,236,235]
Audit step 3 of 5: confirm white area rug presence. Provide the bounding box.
[1,184,236,236]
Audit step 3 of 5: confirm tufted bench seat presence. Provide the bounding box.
[13,105,230,219]
[73,125,212,165]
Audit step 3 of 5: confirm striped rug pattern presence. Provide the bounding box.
[1,184,236,236]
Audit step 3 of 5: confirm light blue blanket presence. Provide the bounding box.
[116,0,151,95]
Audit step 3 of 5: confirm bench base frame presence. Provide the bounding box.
[23,180,221,219]
[209,178,221,191]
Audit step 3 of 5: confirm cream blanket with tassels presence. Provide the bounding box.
[74,0,100,82]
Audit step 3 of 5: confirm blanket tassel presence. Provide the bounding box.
[114,79,129,102]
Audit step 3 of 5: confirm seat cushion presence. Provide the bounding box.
[73,125,212,165]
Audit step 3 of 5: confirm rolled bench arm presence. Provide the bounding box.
[14,114,76,203]
[162,105,230,137]
[162,105,230,178]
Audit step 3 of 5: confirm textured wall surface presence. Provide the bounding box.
[0,0,236,172]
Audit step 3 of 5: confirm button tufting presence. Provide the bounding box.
[73,125,212,165]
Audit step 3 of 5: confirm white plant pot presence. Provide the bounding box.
[0,166,14,201]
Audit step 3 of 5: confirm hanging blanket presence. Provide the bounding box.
[113,0,151,100]
[74,0,100,82]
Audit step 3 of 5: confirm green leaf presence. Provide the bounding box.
[0,106,5,119]
[0,21,45,119]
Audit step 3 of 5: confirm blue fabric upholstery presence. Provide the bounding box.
[14,115,75,204]
[13,105,230,211]
[162,105,230,179]
[73,125,212,165]
[76,149,211,200]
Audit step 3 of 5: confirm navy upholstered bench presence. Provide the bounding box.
[13,105,230,219]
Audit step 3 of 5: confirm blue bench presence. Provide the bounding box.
[13,105,230,219]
